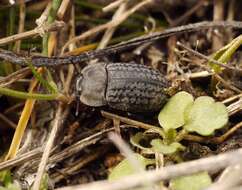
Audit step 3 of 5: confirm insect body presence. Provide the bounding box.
[76,62,168,112]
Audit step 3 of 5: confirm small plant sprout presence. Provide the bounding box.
[158,91,228,137]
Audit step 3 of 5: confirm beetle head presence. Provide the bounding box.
[76,63,107,107]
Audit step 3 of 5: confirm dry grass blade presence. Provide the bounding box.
[0,148,43,171]
[5,68,43,160]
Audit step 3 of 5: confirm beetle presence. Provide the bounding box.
[76,62,168,112]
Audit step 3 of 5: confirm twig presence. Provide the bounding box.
[223,93,242,104]
[184,121,242,144]
[101,111,164,135]
[214,74,241,93]
[213,0,224,51]
[206,164,242,190]
[226,98,242,116]
[38,21,242,66]
[176,41,242,93]
[4,102,24,114]
[61,0,153,53]
[0,113,16,129]
[57,0,71,19]
[48,127,114,165]
[0,127,113,171]
[35,2,52,26]
[0,67,31,87]
[0,147,43,171]
[52,147,110,183]
[176,41,242,73]
[211,121,242,144]
[102,0,127,12]
[187,71,212,79]
[98,1,127,49]
[0,21,65,46]
[32,104,63,190]
[15,0,26,52]
[0,21,241,67]
[171,0,209,26]
[57,148,242,190]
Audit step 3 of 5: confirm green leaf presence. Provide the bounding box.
[0,170,20,190]
[151,139,185,155]
[40,173,49,190]
[158,91,194,131]
[209,35,242,72]
[0,184,21,190]
[130,132,150,151]
[0,170,12,187]
[169,172,212,190]
[184,96,228,136]
[108,154,154,181]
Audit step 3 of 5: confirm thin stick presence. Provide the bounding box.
[176,41,242,73]
[101,111,163,134]
[15,0,26,52]
[0,147,43,171]
[0,113,16,129]
[32,104,63,190]
[206,165,242,190]
[0,21,65,46]
[61,0,153,53]
[171,0,208,26]
[98,2,127,49]
[1,21,242,67]
[52,147,110,183]
[212,0,224,51]
[223,93,242,104]
[176,41,241,93]
[56,148,242,190]
[36,2,52,26]
[103,0,127,12]
[57,0,71,19]
[0,67,31,87]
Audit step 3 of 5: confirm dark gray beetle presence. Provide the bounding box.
[76,62,168,112]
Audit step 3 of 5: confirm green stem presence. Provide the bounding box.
[218,35,242,63]
[0,87,59,100]
[27,61,57,93]
[42,0,62,55]
[175,129,188,142]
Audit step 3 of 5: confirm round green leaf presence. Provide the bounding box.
[170,172,212,190]
[158,91,194,131]
[108,154,154,181]
[184,96,228,136]
[151,139,185,155]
